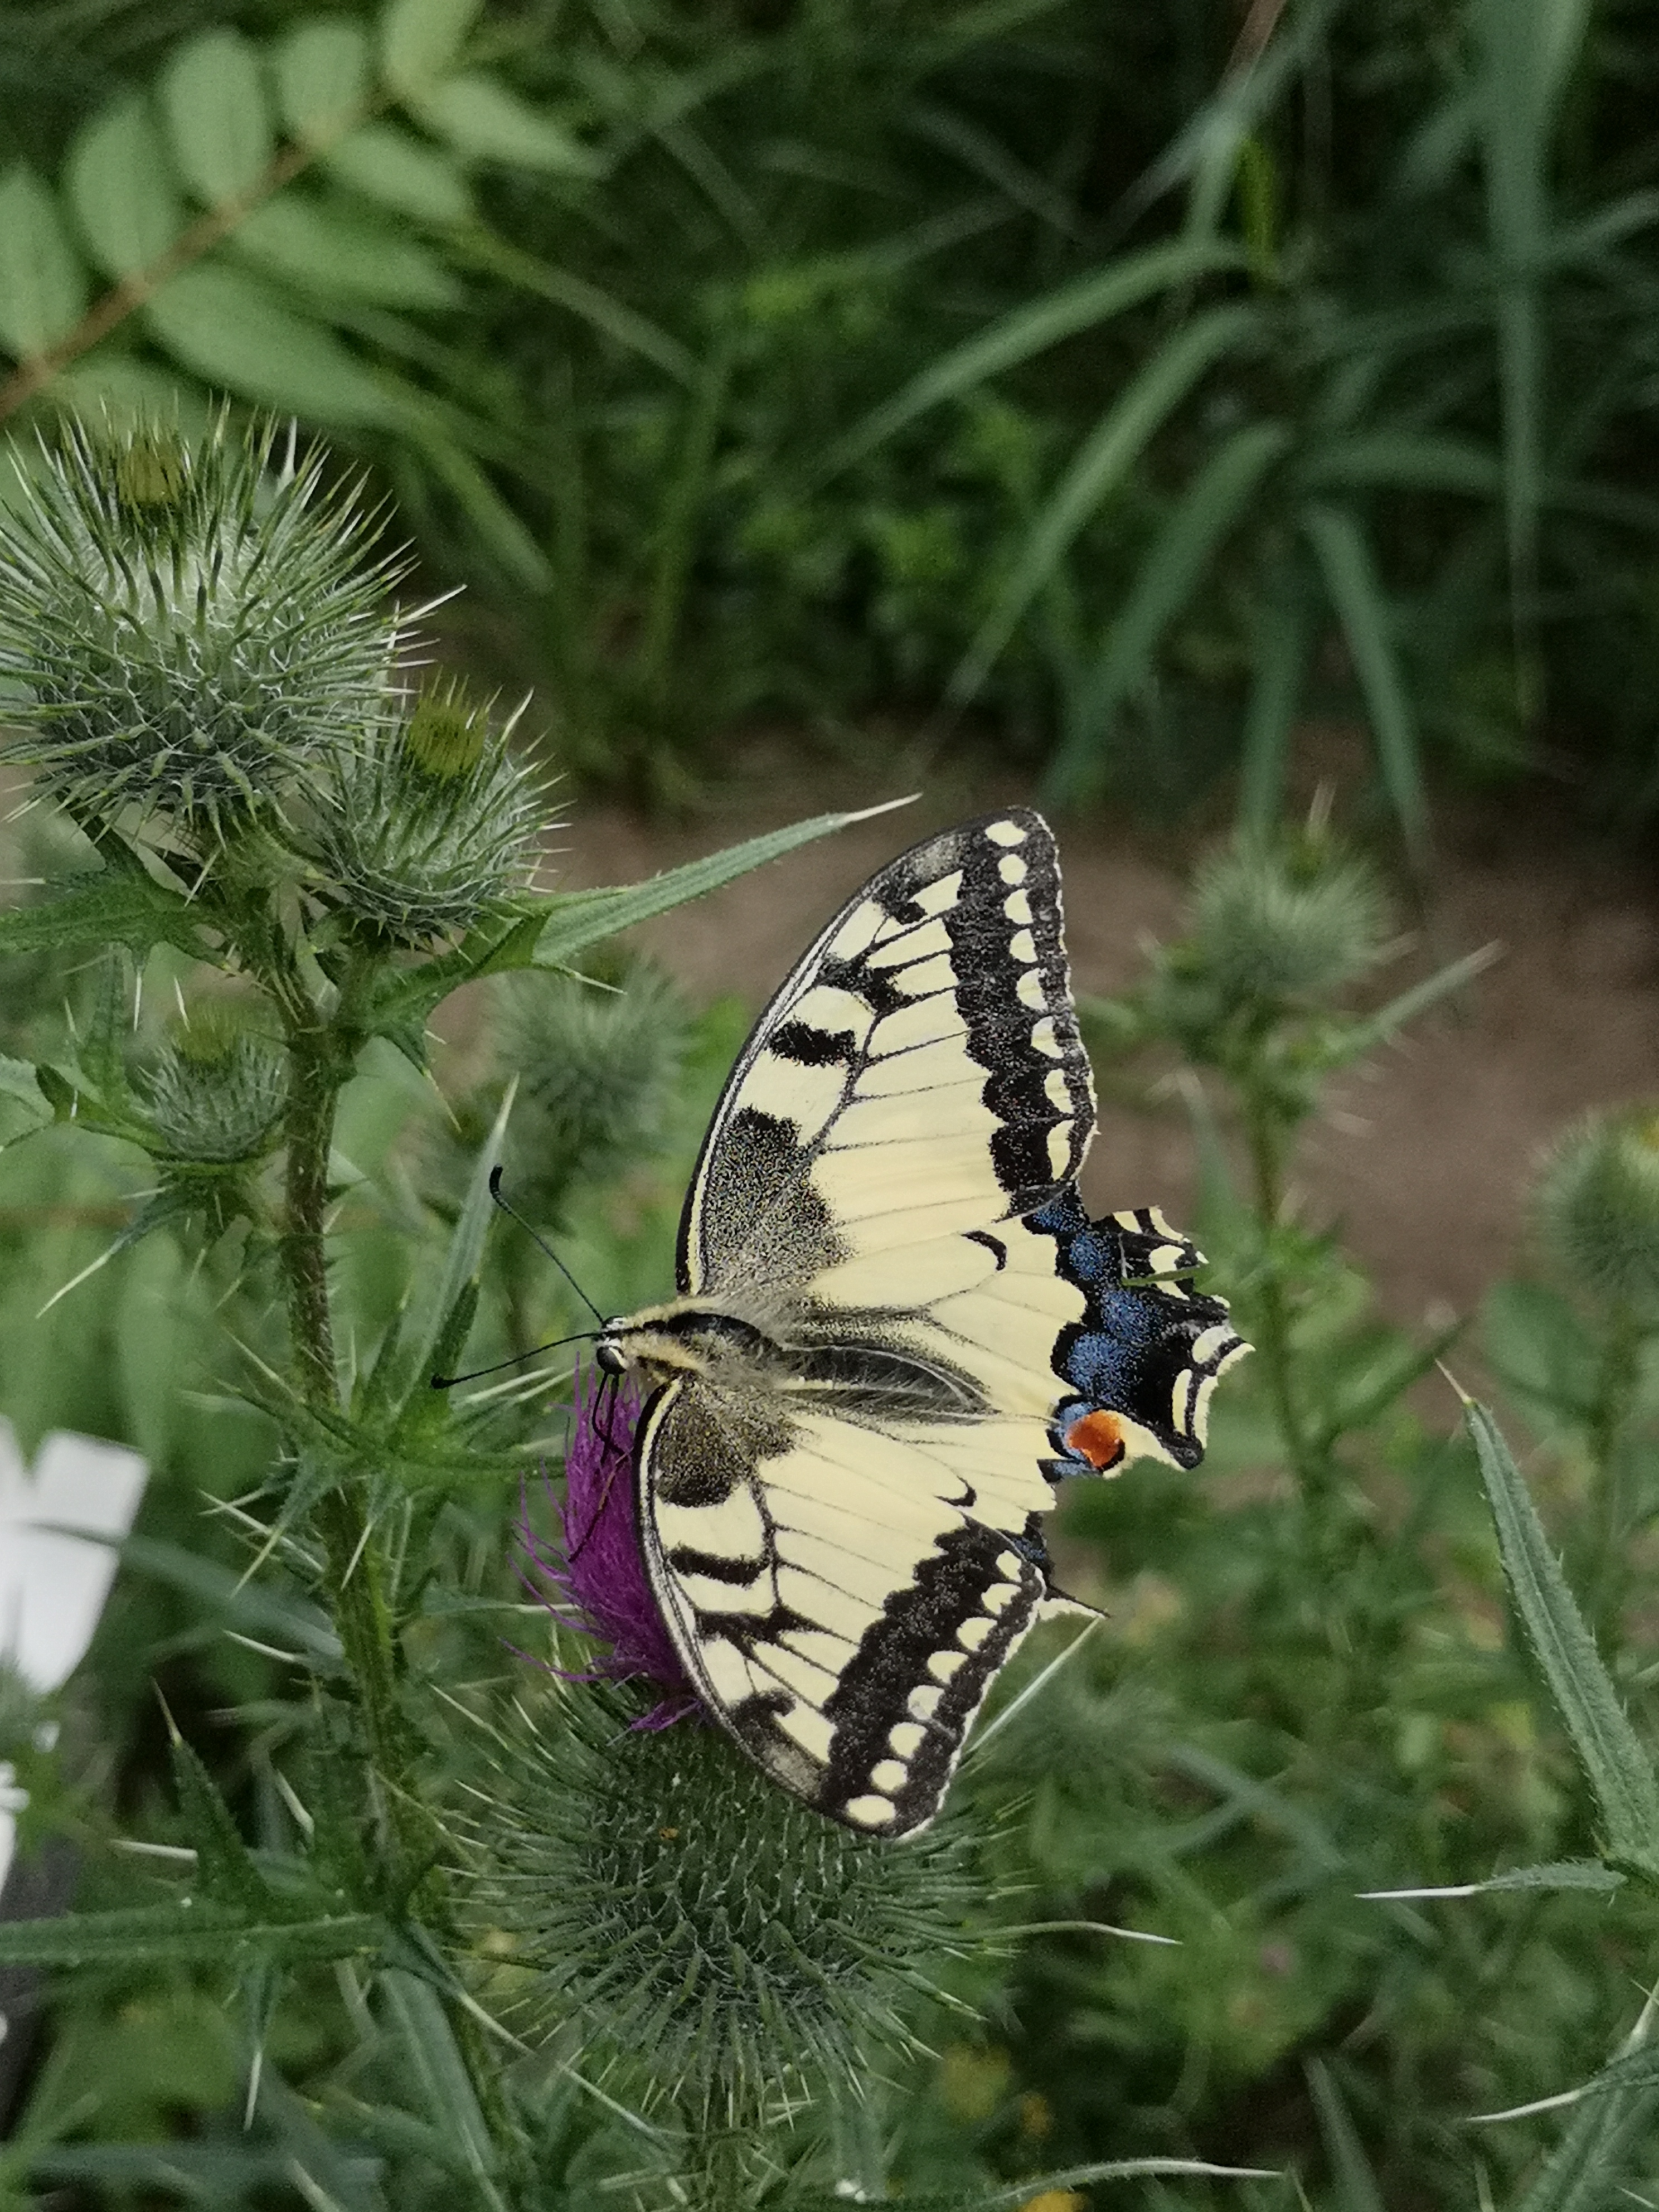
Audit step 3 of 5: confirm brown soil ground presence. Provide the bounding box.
[549,732,1659,1330]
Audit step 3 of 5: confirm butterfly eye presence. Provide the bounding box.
[595,1338,627,1377]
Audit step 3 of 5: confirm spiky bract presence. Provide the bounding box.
[501,962,686,1219]
[305,689,546,944]
[146,1006,287,1163]
[1535,1106,1659,1307]
[0,416,405,840]
[463,1689,980,2126]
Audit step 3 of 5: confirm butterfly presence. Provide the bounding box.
[592,809,1247,1837]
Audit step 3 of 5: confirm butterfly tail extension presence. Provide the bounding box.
[1031,1185,1251,1477]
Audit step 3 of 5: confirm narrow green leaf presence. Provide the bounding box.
[1237,570,1311,832]
[168,1730,275,1915]
[381,0,482,99]
[415,72,596,175]
[793,2161,1279,2211]
[403,1085,515,1401]
[275,17,371,147]
[458,230,695,384]
[958,302,1259,707]
[1464,1396,1659,1881]
[402,418,552,586]
[230,192,459,309]
[0,164,88,359]
[0,1054,50,1139]
[324,123,473,226]
[531,797,917,968]
[1302,431,1502,497]
[0,1903,384,1970]
[117,1532,341,1662]
[159,29,272,207]
[1307,2060,1388,2212]
[1507,1996,1659,2212]
[1360,1860,1624,1900]
[65,91,185,279]
[821,237,1245,476]
[1302,502,1429,868]
[144,261,394,426]
[1052,419,1292,803]
[379,1971,501,2200]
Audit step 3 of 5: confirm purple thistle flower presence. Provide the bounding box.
[518,1367,698,1730]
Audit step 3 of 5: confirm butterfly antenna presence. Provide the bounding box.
[488,1167,608,1326]
[431,1330,598,1389]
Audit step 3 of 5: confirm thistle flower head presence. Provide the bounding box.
[1189,827,1392,1007]
[1534,1106,1659,1307]
[304,683,547,944]
[144,1002,286,1163]
[0,414,405,840]
[501,963,686,1221]
[462,1685,982,2128]
[520,1370,694,1718]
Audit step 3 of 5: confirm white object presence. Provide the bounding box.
[0,1423,148,1895]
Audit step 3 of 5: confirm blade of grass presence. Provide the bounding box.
[1051,419,1291,804]
[1306,2060,1388,2212]
[957,300,1260,712]
[1301,501,1429,871]
[1461,1394,1659,1883]
[1237,563,1311,831]
[819,237,1244,478]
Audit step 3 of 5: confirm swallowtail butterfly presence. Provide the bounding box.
[594,810,1247,1835]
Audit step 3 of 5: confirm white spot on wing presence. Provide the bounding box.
[911,870,964,917]
[958,1616,995,1650]
[1008,928,1038,964]
[1044,1068,1071,1110]
[986,819,1027,847]
[845,1793,897,1827]
[1047,1123,1076,1175]
[1003,889,1032,925]
[871,1758,908,1792]
[928,1648,968,1682]
[909,1684,944,1721]
[998,853,1027,885]
[777,1702,835,1762]
[1031,1017,1064,1058]
[889,1720,926,1756]
[1016,969,1045,1010]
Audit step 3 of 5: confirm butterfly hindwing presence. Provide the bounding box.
[634,1376,1059,1835]
[1029,1187,1250,1475]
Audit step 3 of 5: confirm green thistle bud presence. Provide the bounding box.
[1189,830,1391,1007]
[145,1005,286,1163]
[1534,1107,1659,1307]
[501,963,686,1220]
[0,413,404,840]
[305,690,547,945]
[462,1691,981,2129]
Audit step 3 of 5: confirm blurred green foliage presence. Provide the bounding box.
[3,0,1658,825]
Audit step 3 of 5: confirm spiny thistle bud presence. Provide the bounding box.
[1189,828,1391,1007]
[1534,1107,1659,1307]
[501,962,686,1221]
[304,688,546,944]
[145,1003,286,1163]
[462,1689,982,2128]
[0,414,405,841]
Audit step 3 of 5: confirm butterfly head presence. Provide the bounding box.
[594,1328,629,1377]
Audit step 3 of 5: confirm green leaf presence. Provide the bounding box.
[531,797,917,967]
[0,1903,384,1970]
[117,1531,342,1666]
[324,123,473,226]
[65,91,185,280]
[144,261,394,426]
[402,416,552,585]
[1307,2060,1388,2212]
[0,164,88,360]
[1052,419,1292,802]
[1464,1395,1659,1881]
[414,72,596,175]
[1503,1997,1659,2212]
[275,17,371,147]
[379,1972,502,2203]
[158,29,272,207]
[167,1728,275,1916]
[1302,430,1502,497]
[1237,565,1311,832]
[1302,501,1429,869]
[399,1085,514,1407]
[381,0,482,98]
[795,2162,1278,2211]
[1360,1859,1624,1899]
[0,1054,50,1140]
[960,301,1260,707]
[459,229,695,384]
[821,237,1245,476]
[0,867,213,962]
[230,192,459,309]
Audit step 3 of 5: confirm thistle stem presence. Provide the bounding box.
[1584,1296,1641,1650]
[1242,1088,1321,1515]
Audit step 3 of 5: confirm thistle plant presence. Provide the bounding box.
[0,413,963,2207]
